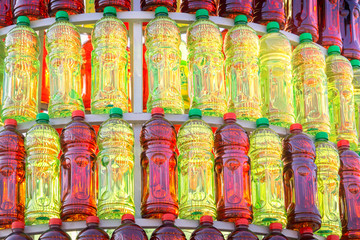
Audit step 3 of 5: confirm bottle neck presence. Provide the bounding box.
[87,223,99,228]
[5,125,16,130]
[12,228,24,233]
[236,225,248,230]
[152,114,164,119]
[72,116,84,121]
[339,146,350,151]
[189,116,201,120]
[201,222,213,226]
[300,40,312,44]
[49,224,62,230]
[196,16,209,20]
[271,229,282,233]
[122,219,135,224]
[290,129,302,134]
[225,119,236,124]
[110,114,122,119]
[257,124,269,128]
[36,120,49,124]
[163,220,174,225]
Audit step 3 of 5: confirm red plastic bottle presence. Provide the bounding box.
[0,0,13,28]
[253,0,286,29]
[299,227,316,240]
[95,0,131,12]
[38,219,71,240]
[285,0,319,42]
[340,0,360,60]
[81,35,92,111]
[77,216,109,240]
[227,218,259,240]
[338,140,360,239]
[327,235,340,240]
[0,119,25,229]
[318,0,342,49]
[13,0,48,20]
[218,0,253,19]
[189,215,224,240]
[150,214,186,240]
[48,0,84,17]
[111,214,148,240]
[4,221,31,240]
[262,223,288,240]
[282,123,321,231]
[41,34,50,104]
[141,0,177,11]
[180,0,217,16]
[60,110,97,221]
[214,113,252,222]
[140,107,178,218]
[143,43,148,112]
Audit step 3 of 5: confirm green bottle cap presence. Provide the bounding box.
[328,45,341,55]
[315,132,328,141]
[266,21,280,33]
[299,33,313,43]
[110,107,123,117]
[103,6,117,17]
[155,6,168,17]
[189,108,202,118]
[351,59,360,68]
[196,9,209,20]
[55,11,69,21]
[17,16,30,26]
[234,15,247,25]
[256,118,269,128]
[36,112,50,123]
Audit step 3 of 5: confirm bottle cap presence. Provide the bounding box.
[12,221,25,229]
[155,6,168,17]
[162,214,176,222]
[151,107,164,116]
[17,16,30,26]
[189,108,202,118]
[72,110,85,118]
[269,222,282,231]
[55,11,69,21]
[328,45,341,55]
[290,123,303,131]
[235,218,249,226]
[299,227,313,234]
[327,235,340,240]
[234,15,247,25]
[36,112,50,123]
[266,21,280,33]
[196,9,209,20]
[121,214,135,222]
[49,218,62,226]
[86,216,100,224]
[299,33,313,43]
[256,118,269,128]
[199,215,213,224]
[337,139,350,148]
[351,59,360,68]
[315,132,328,141]
[103,6,117,17]
[223,112,236,120]
[110,107,123,117]
[4,119,17,127]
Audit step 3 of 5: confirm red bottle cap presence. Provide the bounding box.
[86,216,100,224]
[49,218,62,226]
[4,119,17,127]
[72,110,85,118]
[269,222,282,231]
[290,123,302,131]
[151,107,164,116]
[199,215,213,224]
[223,112,236,120]
[162,214,176,222]
[235,218,249,226]
[299,227,313,234]
[12,221,25,229]
[121,214,135,222]
[337,139,350,148]
[327,235,340,240]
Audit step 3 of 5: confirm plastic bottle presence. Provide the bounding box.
[77,216,109,240]
[0,119,25,229]
[0,40,4,126]
[97,108,135,219]
[111,214,148,240]
[95,0,131,12]
[340,0,360,60]
[292,33,330,136]
[81,35,92,111]
[140,107,178,218]
[314,132,341,236]
[299,227,317,240]
[259,21,294,128]
[282,123,321,231]
[351,59,360,149]
[253,0,286,29]
[227,218,259,240]
[0,0,13,28]
[13,0,48,20]
[4,221,32,240]
[91,7,129,114]
[262,222,288,240]
[214,112,252,222]
[25,113,61,225]
[318,0,342,49]
[150,214,186,240]
[38,218,71,240]
[189,215,224,240]
[249,118,286,227]
[218,0,253,19]
[224,15,261,121]
[41,34,50,104]
[141,0,177,11]
[3,16,39,123]
[180,0,217,15]
[60,110,97,221]
[327,235,340,240]
[145,7,183,114]
[177,109,216,219]
[285,0,319,42]
[187,9,226,117]
[338,139,360,239]
[326,45,357,149]
[46,11,85,118]
[49,0,84,17]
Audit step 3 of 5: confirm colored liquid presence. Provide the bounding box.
[141,0,177,11]
[292,40,330,135]
[218,0,253,19]
[224,22,261,121]
[253,0,286,29]
[41,34,50,104]
[0,124,26,229]
[143,43,148,112]
[81,36,92,111]
[214,118,252,222]
[140,113,179,218]
[353,65,360,149]
[48,0,84,16]
[111,219,148,239]
[318,0,342,49]
[150,220,186,240]
[249,125,286,226]
[5,228,32,240]
[92,15,129,114]
[282,128,321,231]
[77,222,109,239]
[39,225,71,239]
[227,225,259,240]
[3,23,40,123]
[0,0,13,28]
[60,115,97,221]
[13,0,48,20]
[181,0,217,15]
[0,41,4,126]
[190,221,224,240]
[145,14,183,114]
[95,0,131,12]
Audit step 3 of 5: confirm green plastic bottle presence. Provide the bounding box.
[187,9,227,117]
[46,11,85,118]
[3,16,40,123]
[224,15,261,121]
[91,7,129,114]
[145,6,184,114]
[326,45,358,149]
[177,109,216,219]
[314,132,341,237]
[97,107,135,219]
[292,33,330,136]
[351,59,360,150]
[249,117,286,227]
[25,113,61,225]
[259,21,294,128]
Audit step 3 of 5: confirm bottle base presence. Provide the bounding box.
[179,205,216,220]
[25,210,60,225]
[0,215,23,230]
[61,205,97,222]
[97,203,135,220]
[286,214,321,231]
[48,103,85,118]
[147,99,184,115]
[141,203,179,218]
[216,209,252,223]
[252,211,287,227]
[2,107,37,123]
